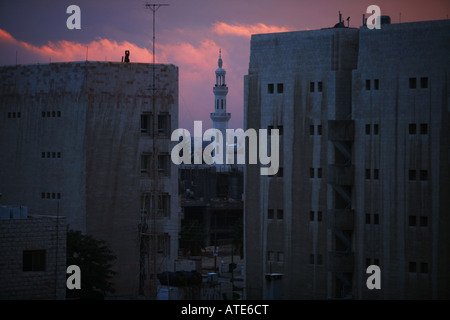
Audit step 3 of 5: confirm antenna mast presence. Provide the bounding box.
[139,2,169,298]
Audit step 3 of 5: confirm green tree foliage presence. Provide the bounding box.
[179,220,207,256]
[66,230,117,299]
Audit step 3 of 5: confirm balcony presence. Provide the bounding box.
[328,209,354,230]
[328,251,354,273]
[328,120,354,141]
[327,164,354,186]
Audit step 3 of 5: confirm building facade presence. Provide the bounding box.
[0,61,179,297]
[244,19,450,299]
[0,206,67,300]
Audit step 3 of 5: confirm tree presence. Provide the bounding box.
[179,220,207,256]
[66,230,117,299]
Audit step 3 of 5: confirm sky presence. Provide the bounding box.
[0,0,449,132]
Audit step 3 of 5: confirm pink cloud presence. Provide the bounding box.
[212,22,293,37]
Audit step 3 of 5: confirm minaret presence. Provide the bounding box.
[210,49,231,164]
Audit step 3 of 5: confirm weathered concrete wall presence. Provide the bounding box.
[0,215,67,300]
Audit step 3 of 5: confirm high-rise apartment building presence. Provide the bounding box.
[244,19,450,299]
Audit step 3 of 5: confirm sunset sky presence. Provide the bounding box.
[0,0,448,131]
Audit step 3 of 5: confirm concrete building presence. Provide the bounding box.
[0,206,67,300]
[244,19,450,299]
[0,60,179,298]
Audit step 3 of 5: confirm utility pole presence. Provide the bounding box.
[139,3,169,298]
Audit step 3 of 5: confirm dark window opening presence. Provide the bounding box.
[420,216,428,227]
[409,170,416,181]
[365,169,371,180]
[23,250,46,272]
[420,262,428,274]
[317,125,322,135]
[420,77,428,89]
[374,79,379,90]
[140,154,150,173]
[366,79,371,90]
[317,168,322,179]
[409,123,416,134]
[310,211,315,221]
[409,78,417,89]
[277,83,284,93]
[158,114,170,136]
[277,209,283,220]
[374,124,379,135]
[420,170,428,181]
[310,125,315,135]
[409,261,417,273]
[310,82,314,92]
[317,254,323,265]
[420,123,428,135]
[141,114,150,133]
[158,154,170,176]
[409,216,417,226]
[373,214,379,225]
[318,82,323,92]
[373,169,379,180]
[310,168,315,178]
[309,254,315,265]
[317,211,322,222]
[365,124,371,135]
[268,209,274,219]
[365,214,371,224]
[268,84,274,94]
[278,125,283,135]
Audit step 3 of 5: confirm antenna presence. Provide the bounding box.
[141,2,170,298]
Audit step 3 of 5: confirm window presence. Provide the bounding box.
[409,123,416,134]
[57,152,61,158]
[365,124,371,135]
[310,168,315,178]
[41,152,45,158]
[374,258,379,266]
[318,82,323,92]
[310,82,314,92]
[141,114,151,133]
[366,79,371,90]
[310,125,315,135]
[277,209,283,220]
[374,124,379,135]
[365,213,371,224]
[373,169,379,180]
[157,234,170,255]
[409,215,417,226]
[157,114,170,137]
[277,252,284,262]
[57,111,61,117]
[42,111,46,117]
[408,170,416,181]
[374,79,379,90]
[157,193,170,218]
[409,261,417,272]
[420,170,428,181]
[317,168,322,179]
[373,214,379,225]
[366,258,371,268]
[317,211,322,222]
[420,262,428,274]
[310,211,315,221]
[277,167,283,178]
[140,154,150,173]
[309,254,315,265]
[420,77,428,89]
[365,169,371,180]
[409,78,417,89]
[41,192,45,199]
[158,154,170,176]
[268,84,274,94]
[268,251,275,261]
[317,125,322,135]
[317,254,323,265]
[221,99,224,109]
[268,209,274,219]
[420,123,428,135]
[278,125,283,135]
[277,83,284,94]
[419,216,428,227]
[23,250,46,271]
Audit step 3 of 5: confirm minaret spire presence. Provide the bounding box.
[211,48,231,165]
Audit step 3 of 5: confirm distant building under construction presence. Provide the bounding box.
[0,60,179,298]
[244,18,450,299]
